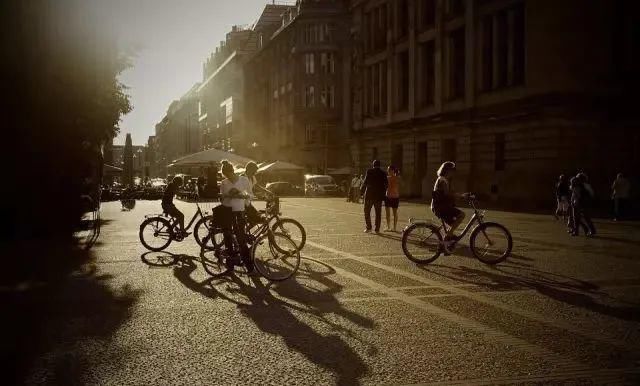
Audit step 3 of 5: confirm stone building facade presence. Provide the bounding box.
[348,0,639,208]
[244,0,352,172]
[154,83,200,176]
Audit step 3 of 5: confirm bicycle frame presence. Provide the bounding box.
[410,199,485,241]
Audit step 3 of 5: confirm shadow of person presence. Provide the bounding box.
[235,276,370,386]
[425,262,640,323]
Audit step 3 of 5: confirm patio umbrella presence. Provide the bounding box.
[258,161,305,173]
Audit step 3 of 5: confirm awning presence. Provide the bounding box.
[258,161,305,173]
[168,148,254,168]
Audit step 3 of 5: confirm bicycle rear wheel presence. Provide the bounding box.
[469,222,512,265]
[401,223,442,264]
[139,217,173,251]
[252,232,300,281]
[200,235,232,277]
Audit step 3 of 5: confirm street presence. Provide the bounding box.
[23,198,640,385]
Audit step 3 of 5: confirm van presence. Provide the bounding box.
[304,175,339,196]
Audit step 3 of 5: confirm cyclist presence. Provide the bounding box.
[219,160,253,272]
[431,161,466,253]
[162,176,189,237]
[243,161,274,226]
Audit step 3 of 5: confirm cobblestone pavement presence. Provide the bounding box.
[24,198,640,385]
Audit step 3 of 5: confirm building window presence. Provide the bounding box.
[494,133,505,171]
[304,53,315,74]
[304,24,319,44]
[304,86,315,107]
[419,0,436,31]
[365,3,388,53]
[445,0,465,17]
[419,40,435,108]
[442,139,457,162]
[320,85,335,108]
[480,2,526,92]
[320,52,335,74]
[481,15,493,91]
[319,23,332,42]
[305,123,315,144]
[365,60,387,116]
[392,144,404,172]
[448,28,466,100]
[397,51,409,111]
[397,0,409,39]
[416,141,428,179]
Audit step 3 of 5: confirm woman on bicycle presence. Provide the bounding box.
[220,160,253,272]
[162,176,188,237]
[431,161,466,253]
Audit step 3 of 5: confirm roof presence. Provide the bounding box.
[253,4,296,32]
[197,51,238,93]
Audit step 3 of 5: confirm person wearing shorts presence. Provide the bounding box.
[431,162,466,252]
[384,165,400,232]
[162,176,188,237]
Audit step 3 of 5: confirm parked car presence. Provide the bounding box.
[265,182,304,197]
[304,175,339,196]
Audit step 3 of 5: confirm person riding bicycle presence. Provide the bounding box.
[219,160,254,272]
[162,176,189,237]
[431,161,467,253]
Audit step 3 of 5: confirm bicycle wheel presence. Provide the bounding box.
[469,222,512,265]
[401,223,442,264]
[194,216,224,250]
[200,235,232,277]
[271,218,306,251]
[252,232,300,281]
[139,217,173,251]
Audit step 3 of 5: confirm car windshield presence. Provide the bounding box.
[309,177,334,185]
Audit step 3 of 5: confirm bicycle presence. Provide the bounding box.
[200,197,301,281]
[138,198,215,251]
[401,193,512,265]
[197,196,306,252]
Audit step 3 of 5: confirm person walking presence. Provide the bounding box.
[384,165,401,232]
[360,160,388,233]
[347,174,358,202]
[612,172,630,221]
[570,173,596,237]
[555,174,570,221]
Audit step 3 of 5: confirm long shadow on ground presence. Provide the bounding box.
[168,254,375,386]
[2,241,141,384]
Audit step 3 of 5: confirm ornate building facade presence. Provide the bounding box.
[348,0,638,207]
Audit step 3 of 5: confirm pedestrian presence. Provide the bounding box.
[360,160,388,233]
[611,172,630,221]
[555,174,570,221]
[570,173,596,237]
[384,165,401,232]
[348,174,358,202]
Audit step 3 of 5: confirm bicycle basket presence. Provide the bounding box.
[266,197,280,216]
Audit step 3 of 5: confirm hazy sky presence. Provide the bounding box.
[111,0,280,145]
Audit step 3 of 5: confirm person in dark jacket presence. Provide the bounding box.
[360,160,388,233]
[555,174,570,221]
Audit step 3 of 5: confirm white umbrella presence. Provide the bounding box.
[168,148,254,168]
[258,161,305,173]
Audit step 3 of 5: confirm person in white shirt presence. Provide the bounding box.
[219,160,253,271]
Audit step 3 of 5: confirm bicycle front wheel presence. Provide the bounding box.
[401,223,442,264]
[271,218,306,251]
[469,222,512,265]
[194,216,223,250]
[252,232,300,281]
[139,217,173,251]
